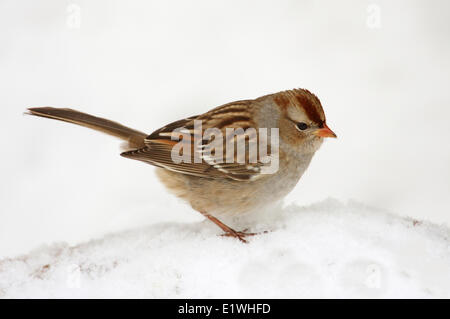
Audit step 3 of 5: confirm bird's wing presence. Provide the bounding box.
[121,101,275,181]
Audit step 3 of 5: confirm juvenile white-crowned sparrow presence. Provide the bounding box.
[27,88,336,242]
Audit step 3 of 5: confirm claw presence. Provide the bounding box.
[219,229,268,243]
[199,211,269,244]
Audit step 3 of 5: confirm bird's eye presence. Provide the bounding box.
[296,122,308,131]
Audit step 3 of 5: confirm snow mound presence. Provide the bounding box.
[1,199,449,298]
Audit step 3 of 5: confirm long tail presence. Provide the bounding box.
[27,107,147,149]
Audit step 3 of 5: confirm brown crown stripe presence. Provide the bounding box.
[273,94,289,109]
[294,93,323,125]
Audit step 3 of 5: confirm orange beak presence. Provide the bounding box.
[314,123,337,138]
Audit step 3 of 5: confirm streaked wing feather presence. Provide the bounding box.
[122,101,272,181]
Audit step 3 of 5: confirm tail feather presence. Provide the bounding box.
[27,107,147,149]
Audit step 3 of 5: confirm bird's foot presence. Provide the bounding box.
[199,211,269,244]
[220,228,268,243]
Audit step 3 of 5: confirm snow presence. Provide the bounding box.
[1,199,449,298]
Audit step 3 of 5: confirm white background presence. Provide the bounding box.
[0,0,449,258]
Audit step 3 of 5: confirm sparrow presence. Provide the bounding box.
[27,89,336,243]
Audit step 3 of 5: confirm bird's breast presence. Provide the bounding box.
[155,150,315,217]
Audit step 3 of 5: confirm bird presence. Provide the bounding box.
[27,88,336,243]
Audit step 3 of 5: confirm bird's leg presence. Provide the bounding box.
[199,211,259,243]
